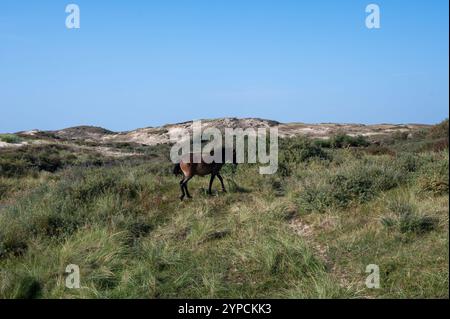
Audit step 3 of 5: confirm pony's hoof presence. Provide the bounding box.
[222,189,227,193]
[180,196,185,201]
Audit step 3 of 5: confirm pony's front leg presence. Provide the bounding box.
[183,176,193,199]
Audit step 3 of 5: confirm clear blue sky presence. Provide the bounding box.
[1,0,448,132]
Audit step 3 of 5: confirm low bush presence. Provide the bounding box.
[280,137,331,163]
[13,276,42,299]
[0,134,23,144]
[428,119,449,139]
[0,144,106,177]
[391,131,410,141]
[330,134,370,148]
[381,198,438,234]
[365,145,396,156]
[298,159,405,212]
[415,153,449,196]
[278,137,331,176]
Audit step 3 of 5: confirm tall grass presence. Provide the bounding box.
[0,130,448,299]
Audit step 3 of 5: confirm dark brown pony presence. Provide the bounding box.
[173,147,236,200]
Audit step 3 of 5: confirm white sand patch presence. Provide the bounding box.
[0,141,28,148]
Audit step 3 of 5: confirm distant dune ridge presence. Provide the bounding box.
[4,117,430,148]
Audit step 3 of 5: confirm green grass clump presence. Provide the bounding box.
[381,197,438,234]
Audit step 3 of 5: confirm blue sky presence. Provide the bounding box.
[1,0,448,132]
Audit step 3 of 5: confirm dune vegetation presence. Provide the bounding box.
[0,120,448,298]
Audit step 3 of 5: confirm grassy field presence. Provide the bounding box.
[0,121,448,299]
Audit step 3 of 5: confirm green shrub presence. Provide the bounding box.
[314,135,370,149]
[0,158,30,177]
[280,137,330,162]
[420,138,449,153]
[365,145,396,156]
[14,276,42,299]
[64,170,144,204]
[0,183,6,199]
[329,173,374,207]
[0,134,22,144]
[276,161,294,177]
[0,234,28,259]
[313,139,332,148]
[415,153,449,196]
[276,137,331,177]
[0,144,108,177]
[32,214,80,238]
[298,159,405,212]
[392,131,409,141]
[332,163,402,205]
[428,119,449,139]
[417,176,449,196]
[387,197,416,215]
[297,180,332,212]
[329,134,370,148]
[270,178,286,197]
[395,153,420,173]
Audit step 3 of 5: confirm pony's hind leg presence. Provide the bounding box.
[208,174,216,195]
[179,179,186,200]
[217,174,226,192]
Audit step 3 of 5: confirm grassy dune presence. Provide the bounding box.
[0,122,448,298]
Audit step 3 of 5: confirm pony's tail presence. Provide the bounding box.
[173,163,182,176]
